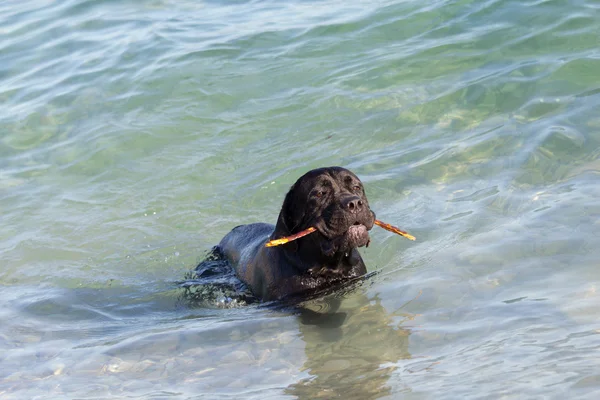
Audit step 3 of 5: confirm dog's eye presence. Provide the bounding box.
[314,190,326,198]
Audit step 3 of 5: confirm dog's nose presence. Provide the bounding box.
[341,195,363,213]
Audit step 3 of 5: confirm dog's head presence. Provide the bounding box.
[273,167,376,258]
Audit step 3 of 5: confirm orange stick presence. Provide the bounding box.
[374,219,416,241]
[264,219,415,248]
[265,227,317,247]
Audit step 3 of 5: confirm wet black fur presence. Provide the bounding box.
[216,167,376,301]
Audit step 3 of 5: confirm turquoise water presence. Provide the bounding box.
[2,0,600,398]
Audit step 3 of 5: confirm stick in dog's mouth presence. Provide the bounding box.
[265,219,415,247]
[265,227,317,247]
[373,219,416,241]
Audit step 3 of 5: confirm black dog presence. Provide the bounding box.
[218,166,376,301]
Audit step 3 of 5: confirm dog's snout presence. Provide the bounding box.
[341,195,363,213]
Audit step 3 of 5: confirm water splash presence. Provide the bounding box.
[178,246,257,308]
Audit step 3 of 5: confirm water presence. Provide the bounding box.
[1,0,599,398]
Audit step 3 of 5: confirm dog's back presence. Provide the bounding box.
[219,223,277,299]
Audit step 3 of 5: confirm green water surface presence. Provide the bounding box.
[1,0,600,398]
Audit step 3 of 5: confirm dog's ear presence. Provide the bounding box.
[272,183,304,251]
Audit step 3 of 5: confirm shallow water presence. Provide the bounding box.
[1,0,600,398]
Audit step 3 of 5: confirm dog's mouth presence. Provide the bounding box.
[346,222,370,248]
[314,220,372,254]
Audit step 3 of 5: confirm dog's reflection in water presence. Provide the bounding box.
[181,258,413,399]
[285,289,413,400]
